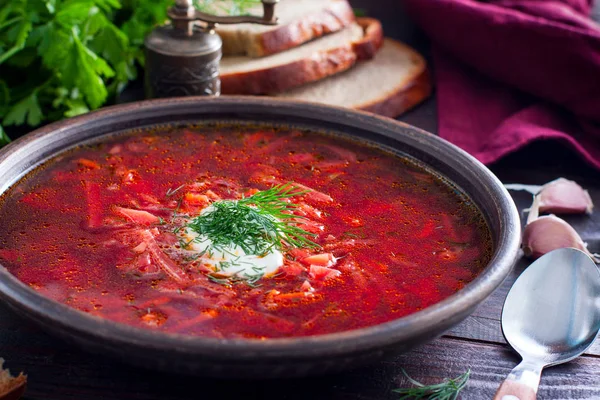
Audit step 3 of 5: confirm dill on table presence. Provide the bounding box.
[185,183,320,256]
[393,369,470,400]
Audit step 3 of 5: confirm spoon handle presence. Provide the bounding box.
[493,379,536,400]
[493,360,542,400]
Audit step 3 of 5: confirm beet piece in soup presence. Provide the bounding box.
[0,126,492,339]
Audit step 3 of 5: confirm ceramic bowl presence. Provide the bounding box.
[0,97,520,377]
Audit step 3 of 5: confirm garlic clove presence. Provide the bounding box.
[522,215,599,262]
[537,178,594,215]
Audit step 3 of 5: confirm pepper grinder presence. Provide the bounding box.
[144,0,279,98]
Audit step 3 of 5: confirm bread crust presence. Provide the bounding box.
[352,18,384,60]
[276,38,432,119]
[257,1,356,57]
[0,370,26,400]
[360,68,433,118]
[221,18,384,95]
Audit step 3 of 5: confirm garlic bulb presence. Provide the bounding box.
[507,179,598,263]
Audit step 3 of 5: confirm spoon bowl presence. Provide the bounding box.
[494,248,600,399]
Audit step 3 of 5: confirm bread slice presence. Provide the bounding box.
[217,0,355,57]
[276,38,432,118]
[221,18,384,95]
[0,359,26,400]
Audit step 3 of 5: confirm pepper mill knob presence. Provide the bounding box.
[144,0,279,99]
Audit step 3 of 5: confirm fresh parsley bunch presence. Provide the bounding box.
[0,0,260,146]
[0,0,175,144]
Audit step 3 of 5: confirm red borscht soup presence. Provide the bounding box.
[0,126,492,339]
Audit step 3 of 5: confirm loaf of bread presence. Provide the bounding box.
[221,18,384,95]
[277,38,432,118]
[217,0,355,57]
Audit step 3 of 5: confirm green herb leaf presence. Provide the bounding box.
[55,1,96,28]
[0,19,32,64]
[120,0,172,46]
[0,80,9,115]
[93,0,121,12]
[393,369,470,400]
[36,23,72,69]
[0,124,11,146]
[63,97,90,117]
[3,91,43,126]
[62,30,114,108]
[82,7,109,38]
[353,8,367,17]
[45,0,58,14]
[88,17,136,93]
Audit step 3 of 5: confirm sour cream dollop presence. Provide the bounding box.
[181,205,284,280]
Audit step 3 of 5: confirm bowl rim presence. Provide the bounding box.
[0,96,521,359]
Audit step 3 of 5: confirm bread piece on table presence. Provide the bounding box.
[0,359,26,400]
[217,0,355,57]
[221,18,384,95]
[276,38,432,118]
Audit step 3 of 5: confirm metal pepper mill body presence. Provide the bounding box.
[144,0,279,99]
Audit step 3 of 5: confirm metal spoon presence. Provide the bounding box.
[494,248,600,400]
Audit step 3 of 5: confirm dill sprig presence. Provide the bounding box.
[393,369,470,400]
[166,185,185,197]
[185,184,320,256]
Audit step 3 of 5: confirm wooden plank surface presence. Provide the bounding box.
[1,313,599,400]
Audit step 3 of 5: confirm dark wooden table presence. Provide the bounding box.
[2,2,600,399]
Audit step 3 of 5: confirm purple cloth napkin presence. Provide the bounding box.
[403,0,600,170]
